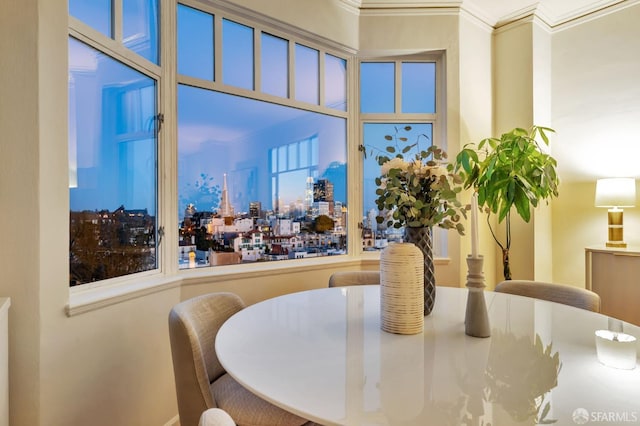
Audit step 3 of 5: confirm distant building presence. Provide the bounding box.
[249,201,262,219]
[219,173,234,223]
[313,179,334,215]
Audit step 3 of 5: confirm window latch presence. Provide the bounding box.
[158,225,165,245]
[156,113,165,132]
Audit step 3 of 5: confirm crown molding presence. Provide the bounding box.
[552,0,640,31]
[337,0,629,29]
[358,6,461,16]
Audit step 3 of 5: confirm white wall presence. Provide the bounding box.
[551,2,640,286]
[457,13,495,287]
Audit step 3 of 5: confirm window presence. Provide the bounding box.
[70,0,159,65]
[67,1,455,288]
[223,19,254,90]
[68,38,158,285]
[68,1,160,286]
[295,44,319,104]
[176,88,347,268]
[176,7,348,269]
[360,59,446,255]
[177,4,213,80]
[123,0,159,64]
[261,33,288,98]
[69,0,112,38]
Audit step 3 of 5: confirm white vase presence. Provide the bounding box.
[380,242,424,334]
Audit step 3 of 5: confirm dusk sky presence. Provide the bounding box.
[68,2,435,225]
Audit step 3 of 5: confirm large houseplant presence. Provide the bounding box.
[454,126,559,280]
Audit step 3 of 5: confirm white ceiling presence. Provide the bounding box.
[355,0,625,27]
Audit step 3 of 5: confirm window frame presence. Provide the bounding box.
[68,8,165,292]
[358,54,451,261]
[175,1,352,271]
[66,2,458,314]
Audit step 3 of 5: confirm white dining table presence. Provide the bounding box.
[215,285,640,425]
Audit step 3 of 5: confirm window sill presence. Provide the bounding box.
[66,274,182,317]
[66,253,452,316]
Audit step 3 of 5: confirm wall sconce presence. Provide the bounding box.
[595,178,636,248]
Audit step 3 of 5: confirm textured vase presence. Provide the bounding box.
[380,242,424,334]
[404,226,436,316]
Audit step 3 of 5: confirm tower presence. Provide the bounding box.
[220,173,234,223]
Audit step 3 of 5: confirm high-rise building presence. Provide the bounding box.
[314,179,334,216]
[313,179,334,203]
[249,201,262,219]
[305,176,314,215]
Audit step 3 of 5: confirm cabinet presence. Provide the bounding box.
[586,246,640,326]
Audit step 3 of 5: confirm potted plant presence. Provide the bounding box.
[454,126,559,280]
[360,125,468,315]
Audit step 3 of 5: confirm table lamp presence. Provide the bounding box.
[595,178,636,248]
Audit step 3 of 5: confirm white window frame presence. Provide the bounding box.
[66,2,461,315]
[358,54,452,261]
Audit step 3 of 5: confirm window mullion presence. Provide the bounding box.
[288,42,296,100]
[214,14,223,83]
[255,30,262,92]
[394,60,402,114]
[113,0,123,43]
[319,50,325,108]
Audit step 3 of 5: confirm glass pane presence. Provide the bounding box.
[361,123,432,250]
[177,84,347,268]
[68,37,157,285]
[288,143,297,169]
[402,62,436,113]
[325,54,347,111]
[295,44,319,104]
[278,146,287,172]
[360,62,394,113]
[69,0,112,38]
[261,33,288,98]
[299,139,309,168]
[270,148,277,173]
[123,0,159,64]
[223,19,254,90]
[177,4,214,80]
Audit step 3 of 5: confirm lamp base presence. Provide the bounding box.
[606,209,626,248]
[606,241,627,248]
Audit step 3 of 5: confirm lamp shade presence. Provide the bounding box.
[595,178,636,208]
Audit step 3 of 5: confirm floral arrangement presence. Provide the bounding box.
[360,126,467,234]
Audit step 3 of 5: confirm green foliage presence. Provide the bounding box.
[361,126,467,235]
[453,125,560,279]
[455,126,559,224]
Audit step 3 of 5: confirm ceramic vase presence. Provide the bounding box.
[403,226,436,316]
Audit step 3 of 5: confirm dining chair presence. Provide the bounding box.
[494,280,601,312]
[168,292,314,426]
[199,408,236,426]
[328,270,380,287]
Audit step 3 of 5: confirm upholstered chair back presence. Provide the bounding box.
[169,292,245,426]
[494,280,601,313]
[328,271,380,287]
